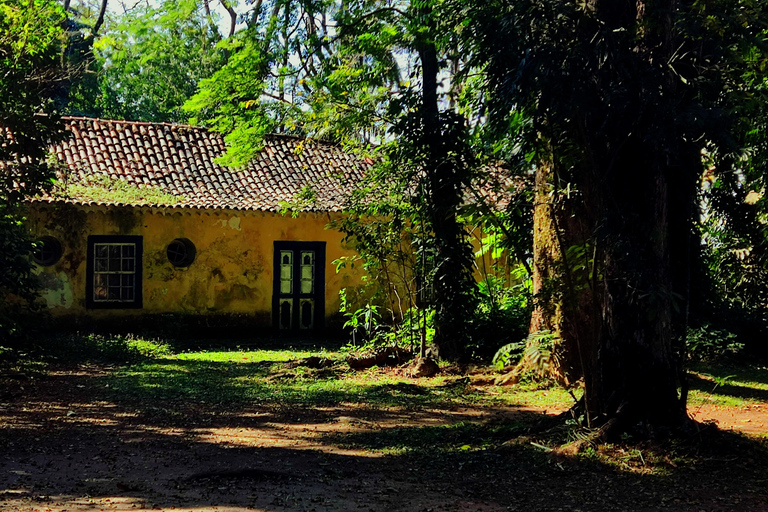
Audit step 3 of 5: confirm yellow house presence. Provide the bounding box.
[26,117,369,334]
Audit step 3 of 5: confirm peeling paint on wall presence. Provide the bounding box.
[217,217,242,231]
[36,271,74,309]
[25,205,364,327]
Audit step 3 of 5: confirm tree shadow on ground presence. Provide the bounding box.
[688,368,768,402]
[1,359,768,511]
[82,357,494,422]
[1,401,767,512]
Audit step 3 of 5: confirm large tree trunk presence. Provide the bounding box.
[530,143,691,437]
[528,161,594,387]
[524,0,694,437]
[586,150,689,436]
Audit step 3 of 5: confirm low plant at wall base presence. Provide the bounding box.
[339,273,532,365]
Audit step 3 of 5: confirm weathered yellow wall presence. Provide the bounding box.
[27,203,363,326]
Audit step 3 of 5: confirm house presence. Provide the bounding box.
[26,117,370,334]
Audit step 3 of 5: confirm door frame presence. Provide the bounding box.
[272,241,326,332]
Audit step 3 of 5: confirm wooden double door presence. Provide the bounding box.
[272,241,326,331]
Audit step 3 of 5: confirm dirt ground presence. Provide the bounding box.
[1,365,767,512]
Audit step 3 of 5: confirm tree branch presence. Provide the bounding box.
[91,0,109,38]
[218,0,237,37]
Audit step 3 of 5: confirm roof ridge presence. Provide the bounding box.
[61,116,199,131]
[60,116,341,148]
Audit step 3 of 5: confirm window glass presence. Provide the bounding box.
[92,242,138,303]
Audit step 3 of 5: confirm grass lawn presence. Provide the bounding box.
[1,333,768,511]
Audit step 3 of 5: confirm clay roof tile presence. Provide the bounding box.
[44,117,371,211]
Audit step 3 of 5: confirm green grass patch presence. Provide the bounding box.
[60,341,574,412]
[11,333,172,365]
[105,354,506,408]
[687,363,768,407]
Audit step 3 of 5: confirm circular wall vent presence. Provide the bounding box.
[33,236,62,266]
[166,238,196,267]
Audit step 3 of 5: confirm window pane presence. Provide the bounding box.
[280,251,293,294]
[91,242,139,304]
[108,286,121,300]
[279,299,292,329]
[300,251,314,294]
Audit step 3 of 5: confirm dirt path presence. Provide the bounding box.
[690,402,768,436]
[1,366,767,512]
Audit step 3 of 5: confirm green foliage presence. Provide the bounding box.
[69,0,226,123]
[471,266,532,359]
[0,206,40,341]
[0,0,69,340]
[0,0,67,204]
[493,330,558,377]
[686,324,745,362]
[339,288,383,345]
[184,27,276,166]
[278,184,319,216]
[42,333,172,362]
[54,173,184,205]
[185,0,340,165]
[700,177,768,321]
[491,341,526,370]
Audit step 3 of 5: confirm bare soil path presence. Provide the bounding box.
[1,364,767,512]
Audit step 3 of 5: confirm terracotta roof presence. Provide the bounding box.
[39,117,370,212]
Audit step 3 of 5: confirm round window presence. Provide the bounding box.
[33,236,62,266]
[166,238,196,267]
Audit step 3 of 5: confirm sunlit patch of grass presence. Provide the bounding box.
[96,344,581,413]
[687,363,768,408]
[175,348,320,364]
[493,384,577,410]
[687,388,749,408]
[579,443,692,475]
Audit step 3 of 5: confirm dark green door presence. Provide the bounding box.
[272,241,326,331]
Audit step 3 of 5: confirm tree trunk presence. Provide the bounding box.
[525,0,694,437]
[531,144,691,436]
[528,160,594,387]
[586,153,689,436]
[417,7,476,362]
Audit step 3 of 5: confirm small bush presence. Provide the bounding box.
[686,324,744,362]
[44,333,173,362]
[469,271,532,360]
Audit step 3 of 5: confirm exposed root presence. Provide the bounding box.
[284,356,335,369]
[346,346,413,369]
[410,356,439,377]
